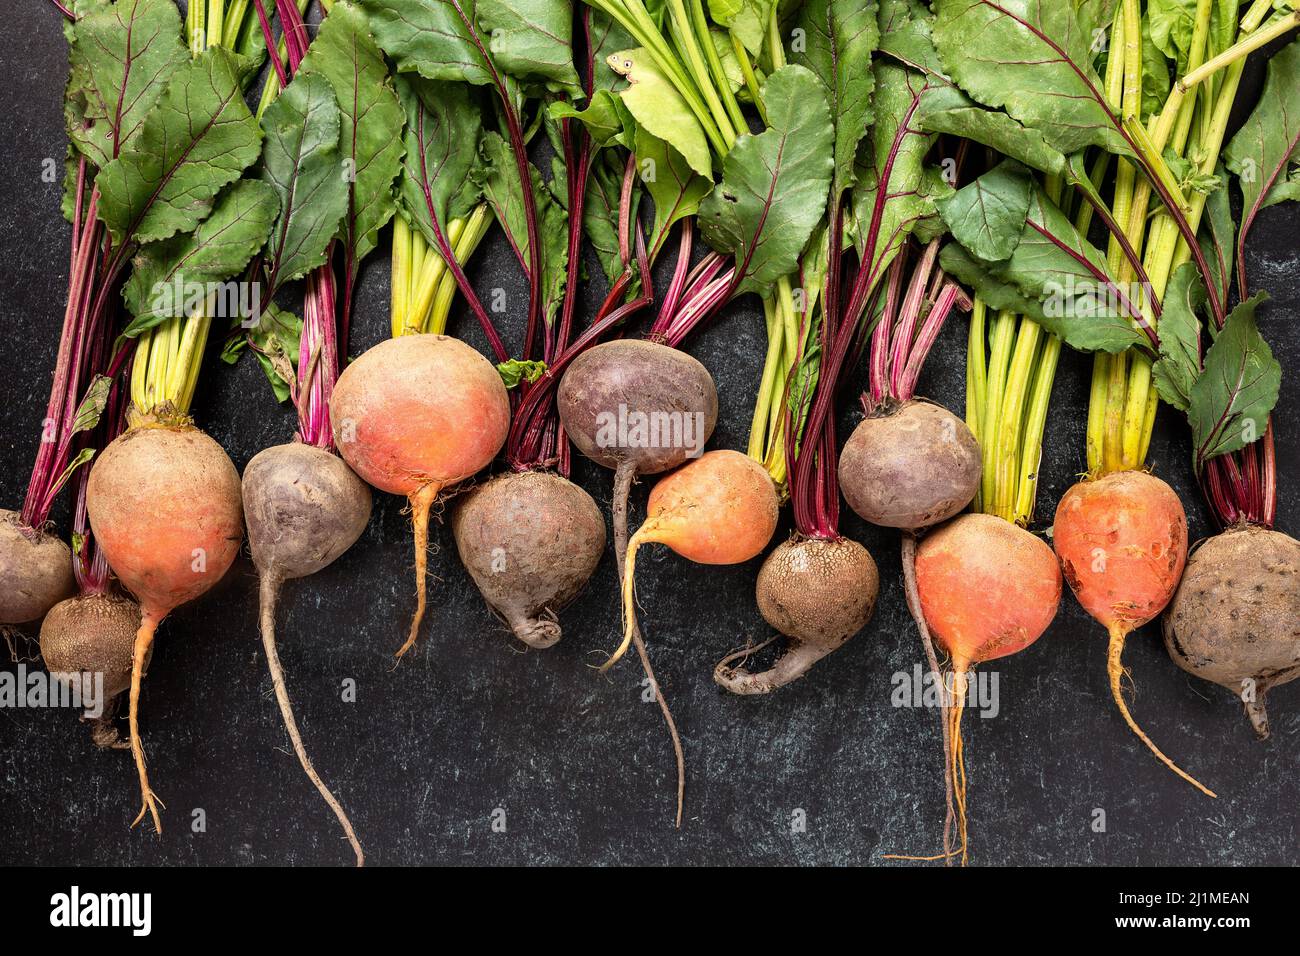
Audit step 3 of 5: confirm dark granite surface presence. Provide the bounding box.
[1,6,1296,866]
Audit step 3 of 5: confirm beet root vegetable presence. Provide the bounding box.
[242,441,371,865]
[1052,470,1213,797]
[40,591,147,747]
[451,471,605,649]
[0,510,75,633]
[330,334,510,657]
[839,401,982,530]
[558,339,720,825]
[1162,525,1300,739]
[615,450,778,668]
[914,513,1061,862]
[87,423,243,831]
[714,536,878,694]
[559,339,719,478]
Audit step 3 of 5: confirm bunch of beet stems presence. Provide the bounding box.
[1070,0,1293,793]
[505,8,655,475]
[557,0,771,825]
[3,152,116,638]
[44,344,136,748]
[245,0,374,867]
[1088,0,1286,511]
[456,10,660,657]
[375,4,565,661]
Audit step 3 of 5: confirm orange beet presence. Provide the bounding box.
[1052,470,1212,798]
[915,513,1060,670]
[612,450,778,669]
[912,513,1060,864]
[1053,470,1187,631]
[87,423,244,833]
[330,334,510,656]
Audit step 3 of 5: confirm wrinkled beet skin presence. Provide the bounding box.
[41,592,147,699]
[243,443,372,580]
[0,510,75,624]
[757,536,879,650]
[1163,526,1300,706]
[452,471,606,648]
[558,340,718,476]
[839,401,981,530]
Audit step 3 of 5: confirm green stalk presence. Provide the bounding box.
[756,276,800,485]
[222,0,248,49]
[405,218,467,334]
[767,8,785,70]
[1086,354,1109,474]
[1178,9,1300,94]
[667,0,737,147]
[187,0,206,55]
[691,0,746,135]
[1121,0,1275,464]
[1101,350,1128,472]
[424,204,493,336]
[992,318,1041,522]
[748,298,782,460]
[391,215,413,336]
[207,0,225,48]
[1014,335,1060,524]
[979,309,1016,510]
[731,31,768,125]
[965,298,987,445]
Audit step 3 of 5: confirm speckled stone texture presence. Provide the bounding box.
[0,7,1297,866]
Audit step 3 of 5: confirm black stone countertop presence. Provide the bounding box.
[1,5,1296,866]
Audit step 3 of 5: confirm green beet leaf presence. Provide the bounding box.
[1188,294,1280,466]
[698,65,834,298]
[299,1,405,269]
[260,72,350,292]
[932,0,1131,156]
[97,48,264,245]
[1150,263,1205,413]
[122,179,278,335]
[793,0,879,203]
[64,0,188,170]
[1224,39,1300,266]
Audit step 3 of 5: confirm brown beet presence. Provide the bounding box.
[1163,525,1300,739]
[839,401,981,530]
[242,441,372,867]
[0,509,75,627]
[451,470,605,649]
[41,591,148,748]
[557,338,720,827]
[558,339,718,478]
[715,536,879,695]
[41,591,145,701]
[244,442,372,581]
